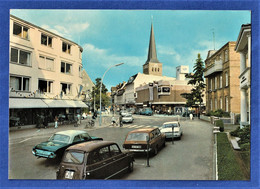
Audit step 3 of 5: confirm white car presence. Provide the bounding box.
[159,121,182,139]
[122,114,134,123]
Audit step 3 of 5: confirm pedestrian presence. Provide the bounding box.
[54,116,58,129]
[76,113,81,127]
[36,114,40,128]
[43,115,48,129]
[111,116,116,126]
[189,113,193,120]
[119,113,123,127]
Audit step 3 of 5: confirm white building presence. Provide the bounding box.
[9,15,88,127]
[235,24,251,127]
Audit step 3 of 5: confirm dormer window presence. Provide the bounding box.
[62,42,71,54]
[13,23,29,39]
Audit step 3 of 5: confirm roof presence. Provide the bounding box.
[128,128,155,134]
[235,24,251,51]
[55,130,87,137]
[66,141,116,152]
[145,23,161,65]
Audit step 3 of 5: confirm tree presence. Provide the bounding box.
[181,53,206,118]
[91,78,110,111]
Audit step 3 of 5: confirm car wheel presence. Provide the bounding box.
[128,161,134,172]
[163,141,166,147]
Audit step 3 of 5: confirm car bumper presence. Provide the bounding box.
[122,119,133,123]
[164,132,181,138]
[126,148,152,153]
[32,149,56,159]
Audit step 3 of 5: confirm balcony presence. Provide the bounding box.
[204,60,223,77]
[239,67,250,89]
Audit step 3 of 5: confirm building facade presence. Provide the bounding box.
[204,42,241,115]
[9,15,87,127]
[235,24,251,127]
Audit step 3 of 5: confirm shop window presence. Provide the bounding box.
[41,34,52,47]
[61,62,72,74]
[38,79,53,93]
[10,48,31,66]
[10,76,30,91]
[62,42,71,54]
[39,55,54,71]
[61,83,72,95]
[13,23,29,39]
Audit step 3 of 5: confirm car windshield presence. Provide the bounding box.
[163,123,178,128]
[63,151,85,164]
[124,114,132,117]
[126,133,148,141]
[49,134,70,143]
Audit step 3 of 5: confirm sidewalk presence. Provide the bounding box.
[9,119,110,140]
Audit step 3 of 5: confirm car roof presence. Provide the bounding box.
[128,128,155,134]
[163,121,179,125]
[66,141,116,152]
[54,130,87,137]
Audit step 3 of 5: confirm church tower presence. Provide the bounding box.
[143,23,162,76]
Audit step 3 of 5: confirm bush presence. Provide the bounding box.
[238,125,250,144]
[216,120,224,132]
[240,143,250,151]
[206,109,230,118]
[230,126,240,137]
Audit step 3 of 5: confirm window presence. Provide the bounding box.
[13,23,29,39]
[73,135,81,143]
[10,76,30,91]
[110,144,120,156]
[152,68,154,72]
[62,42,71,54]
[225,72,228,87]
[210,99,213,111]
[79,50,82,59]
[10,48,31,66]
[61,83,72,95]
[225,96,229,112]
[220,98,223,109]
[224,49,229,62]
[158,68,160,72]
[215,77,217,90]
[41,34,52,47]
[61,62,72,74]
[219,75,222,88]
[38,79,53,93]
[99,146,110,160]
[39,56,54,71]
[215,98,217,110]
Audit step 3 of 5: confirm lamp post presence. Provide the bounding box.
[99,63,124,126]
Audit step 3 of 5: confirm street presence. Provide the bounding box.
[9,115,214,180]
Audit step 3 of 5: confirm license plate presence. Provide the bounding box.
[132,145,141,149]
[65,170,74,179]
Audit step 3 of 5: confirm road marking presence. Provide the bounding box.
[18,138,31,143]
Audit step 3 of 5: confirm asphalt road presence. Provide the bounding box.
[9,115,214,180]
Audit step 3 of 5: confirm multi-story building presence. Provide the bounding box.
[9,15,87,127]
[235,24,251,127]
[204,42,241,115]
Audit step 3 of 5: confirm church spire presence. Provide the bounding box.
[145,23,160,64]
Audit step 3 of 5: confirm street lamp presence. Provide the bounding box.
[99,63,124,126]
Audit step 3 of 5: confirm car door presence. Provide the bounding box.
[108,144,129,176]
[85,146,113,179]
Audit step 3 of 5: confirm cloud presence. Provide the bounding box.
[83,43,145,69]
[40,21,90,40]
[157,45,181,62]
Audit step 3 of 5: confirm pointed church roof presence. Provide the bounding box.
[145,23,160,64]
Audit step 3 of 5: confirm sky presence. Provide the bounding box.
[10,10,251,91]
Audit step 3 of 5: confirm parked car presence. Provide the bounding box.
[122,113,134,123]
[120,110,128,116]
[140,108,153,116]
[123,128,166,155]
[32,130,103,159]
[56,141,134,180]
[159,121,183,140]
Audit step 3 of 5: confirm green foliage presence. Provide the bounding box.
[216,120,224,132]
[238,125,251,145]
[205,109,230,117]
[182,54,206,108]
[230,126,240,137]
[217,133,245,180]
[91,78,110,110]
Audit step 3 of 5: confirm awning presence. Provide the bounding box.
[42,99,88,108]
[9,98,49,109]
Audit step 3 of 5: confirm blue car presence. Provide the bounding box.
[140,108,153,116]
